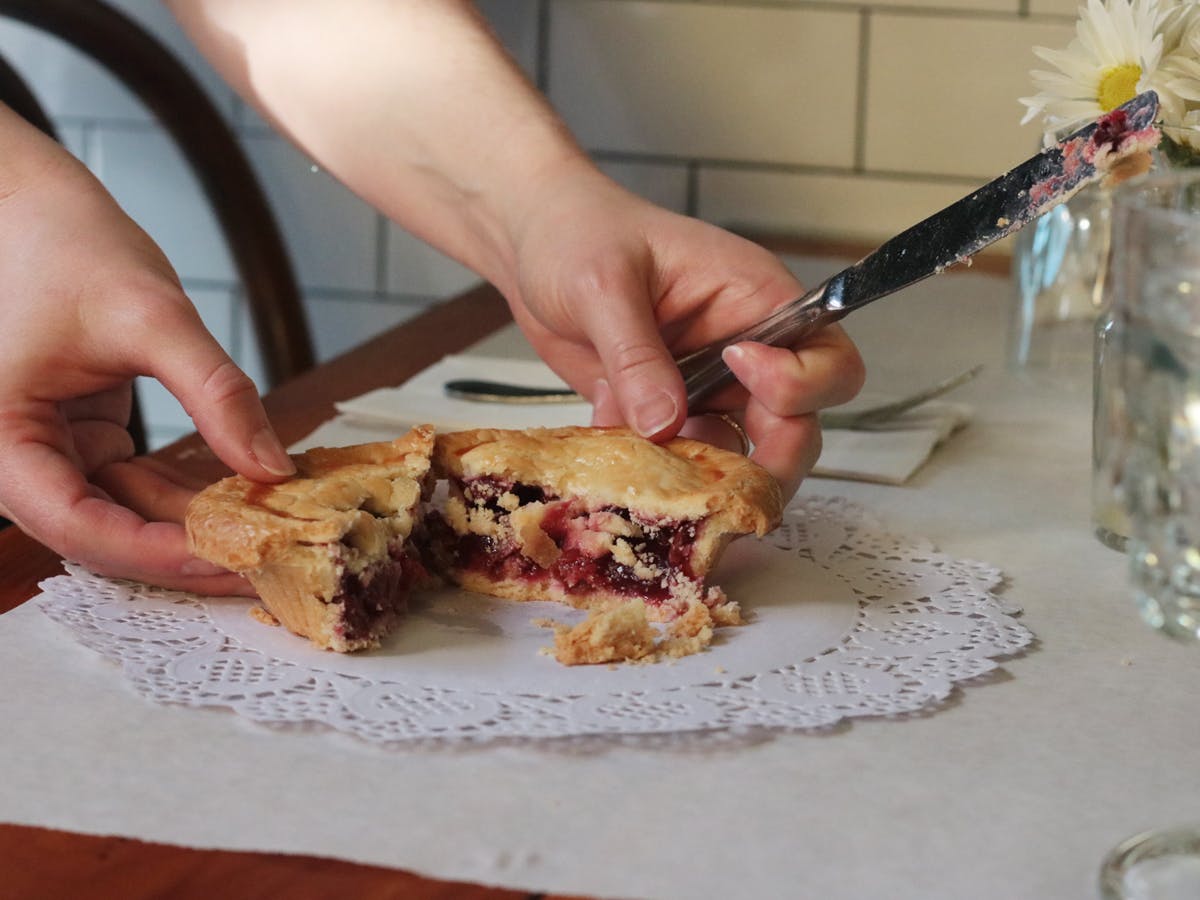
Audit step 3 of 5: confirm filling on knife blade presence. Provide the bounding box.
[1031,103,1162,206]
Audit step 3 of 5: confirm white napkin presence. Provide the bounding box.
[329,354,971,484]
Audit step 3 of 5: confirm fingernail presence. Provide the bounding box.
[593,378,614,407]
[722,344,748,368]
[631,389,679,438]
[181,557,229,576]
[250,427,296,477]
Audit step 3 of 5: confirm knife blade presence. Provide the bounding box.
[673,90,1160,409]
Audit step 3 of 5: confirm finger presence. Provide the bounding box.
[134,303,295,482]
[60,385,133,425]
[92,457,198,525]
[573,267,686,440]
[589,378,624,427]
[68,419,136,475]
[744,405,822,503]
[0,439,251,594]
[678,413,750,456]
[721,324,865,416]
[131,454,219,492]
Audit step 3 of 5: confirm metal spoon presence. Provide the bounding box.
[444,364,983,430]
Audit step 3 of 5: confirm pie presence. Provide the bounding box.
[185,426,435,652]
[423,426,782,623]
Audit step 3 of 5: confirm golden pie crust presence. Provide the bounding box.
[187,424,782,660]
[186,426,435,652]
[428,426,782,621]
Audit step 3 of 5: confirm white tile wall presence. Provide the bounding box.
[864,14,1075,179]
[0,0,1080,449]
[241,134,382,295]
[548,1,861,167]
[90,125,236,283]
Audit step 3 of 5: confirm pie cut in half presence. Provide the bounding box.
[424,426,783,622]
[186,426,435,652]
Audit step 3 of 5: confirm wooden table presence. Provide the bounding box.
[0,284,543,900]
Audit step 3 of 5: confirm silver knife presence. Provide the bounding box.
[449,91,1160,411]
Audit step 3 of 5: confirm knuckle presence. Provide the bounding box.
[198,359,258,407]
[606,338,664,379]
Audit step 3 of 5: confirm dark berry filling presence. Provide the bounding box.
[332,543,425,641]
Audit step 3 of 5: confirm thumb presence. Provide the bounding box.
[577,274,685,440]
[142,308,295,481]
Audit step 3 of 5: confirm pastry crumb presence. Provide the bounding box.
[656,602,715,659]
[550,600,657,666]
[1120,656,1134,667]
[249,605,280,627]
[543,598,724,666]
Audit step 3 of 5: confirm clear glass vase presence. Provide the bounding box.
[1009,182,1112,371]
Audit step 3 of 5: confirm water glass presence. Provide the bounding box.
[1110,171,1200,639]
[1096,170,1200,899]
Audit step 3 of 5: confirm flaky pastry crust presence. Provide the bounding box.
[434,426,780,541]
[186,426,435,652]
[428,426,782,618]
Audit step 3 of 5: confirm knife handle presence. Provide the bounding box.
[678,280,841,410]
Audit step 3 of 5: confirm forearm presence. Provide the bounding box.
[166,0,588,296]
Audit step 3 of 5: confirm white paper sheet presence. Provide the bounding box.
[334,353,971,484]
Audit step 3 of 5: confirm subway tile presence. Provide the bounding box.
[135,285,238,433]
[304,294,431,363]
[597,158,690,213]
[865,14,1075,179]
[824,0,1019,13]
[0,20,144,121]
[476,0,541,80]
[547,0,859,167]
[1028,0,1083,19]
[0,1,236,123]
[55,123,87,161]
[241,134,381,294]
[696,166,976,245]
[89,125,236,283]
[384,226,482,298]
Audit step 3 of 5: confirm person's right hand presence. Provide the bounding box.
[0,105,294,594]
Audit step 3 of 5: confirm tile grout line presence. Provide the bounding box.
[536,0,552,94]
[855,9,871,174]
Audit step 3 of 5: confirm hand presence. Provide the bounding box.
[499,159,865,501]
[0,109,294,593]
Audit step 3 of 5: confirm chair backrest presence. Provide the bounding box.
[0,0,315,388]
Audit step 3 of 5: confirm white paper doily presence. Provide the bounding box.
[36,497,1031,746]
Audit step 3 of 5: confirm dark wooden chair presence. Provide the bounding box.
[0,0,315,454]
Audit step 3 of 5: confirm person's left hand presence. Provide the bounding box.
[496,158,865,502]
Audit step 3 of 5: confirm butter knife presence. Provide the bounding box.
[446,91,1159,412]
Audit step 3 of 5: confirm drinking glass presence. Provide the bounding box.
[1096,171,1200,898]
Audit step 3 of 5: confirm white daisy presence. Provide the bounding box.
[1019,0,1166,137]
[1157,1,1200,138]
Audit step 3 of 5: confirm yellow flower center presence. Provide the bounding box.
[1097,64,1142,112]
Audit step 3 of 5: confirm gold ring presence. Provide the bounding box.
[706,412,750,455]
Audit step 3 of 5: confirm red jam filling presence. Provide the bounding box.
[1092,108,1128,152]
[444,477,701,604]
